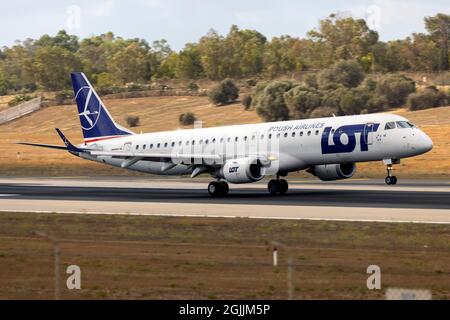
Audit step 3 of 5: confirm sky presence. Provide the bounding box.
[1,0,449,50]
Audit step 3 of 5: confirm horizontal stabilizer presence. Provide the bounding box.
[17,142,67,150]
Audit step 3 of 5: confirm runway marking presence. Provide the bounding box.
[1,209,449,225]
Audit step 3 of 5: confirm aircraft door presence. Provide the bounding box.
[123,142,132,152]
[364,122,375,145]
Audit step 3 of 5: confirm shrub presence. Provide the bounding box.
[284,85,322,119]
[435,72,450,85]
[241,95,252,110]
[55,90,72,105]
[304,73,318,89]
[187,82,199,92]
[208,78,239,106]
[407,87,448,111]
[254,81,293,122]
[179,112,197,125]
[321,87,348,114]
[318,60,365,89]
[246,79,257,87]
[339,88,371,115]
[125,115,140,127]
[376,74,416,107]
[8,94,33,107]
[309,106,338,118]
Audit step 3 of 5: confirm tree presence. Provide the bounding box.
[108,41,151,84]
[317,60,365,89]
[307,14,379,66]
[177,43,204,79]
[376,74,416,107]
[208,79,239,105]
[425,13,450,70]
[284,85,322,119]
[254,81,293,122]
[33,46,82,90]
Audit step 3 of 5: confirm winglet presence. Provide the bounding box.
[55,128,82,153]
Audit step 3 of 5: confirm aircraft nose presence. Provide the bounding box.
[418,131,433,154]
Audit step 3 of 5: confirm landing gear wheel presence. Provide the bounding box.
[385,176,393,185]
[278,179,289,195]
[208,181,221,197]
[385,164,398,185]
[220,181,229,196]
[385,176,398,185]
[268,180,280,195]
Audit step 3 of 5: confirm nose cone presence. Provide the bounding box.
[418,131,433,154]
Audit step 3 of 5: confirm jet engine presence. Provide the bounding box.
[222,158,264,184]
[308,163,356,181]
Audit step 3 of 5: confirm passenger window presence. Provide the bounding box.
[235,137,238,142]
[268,134,272,139]
[150,144,153,149]
[143,144,146,149]
[244,136,248,141]
[205,139,209,144]
[171,142,175,147]
[164,143,168,147]
[157,143,160,148]
[276,133,280,138]
[284,132,288,138]
[307,131,311,136]
[315,130,319,135]
[300,131,303,137]
[261,134,265,140]
[292,132,296,137]
[136,145,139,150]
[385,122,396,130]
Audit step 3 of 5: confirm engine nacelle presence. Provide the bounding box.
[222,158,264,184]
[309,163,356,181]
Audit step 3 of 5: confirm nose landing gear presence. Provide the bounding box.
[385,164,398,185]
[208,180,229,197]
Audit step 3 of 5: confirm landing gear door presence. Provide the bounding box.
[364,122,374,145]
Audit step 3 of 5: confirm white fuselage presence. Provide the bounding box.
[78,113,433,180]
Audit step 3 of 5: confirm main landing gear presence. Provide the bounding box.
[208,180,229,197]
[268,177,288,195]
[385,164,398,185]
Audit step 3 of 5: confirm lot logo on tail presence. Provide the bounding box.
[76,86,102,131]
[321,123,379,154]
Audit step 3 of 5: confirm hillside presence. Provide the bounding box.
[0,95,448,178]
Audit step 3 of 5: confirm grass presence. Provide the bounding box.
[0,94,448,177]
[0,212,449,299]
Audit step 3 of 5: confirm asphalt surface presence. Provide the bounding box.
[0,182,449,210]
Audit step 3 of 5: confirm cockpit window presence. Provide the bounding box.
[384,122,396,130]
[396,121,414,129]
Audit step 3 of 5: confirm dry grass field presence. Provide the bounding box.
[0,212,448,300]
[0,94,448,177]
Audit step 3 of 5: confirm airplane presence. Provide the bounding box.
[19,72,433,196]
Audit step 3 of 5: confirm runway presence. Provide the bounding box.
[0,178,449,224]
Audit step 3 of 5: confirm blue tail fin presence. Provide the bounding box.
[71,72,133,143]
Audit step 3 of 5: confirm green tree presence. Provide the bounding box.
[425,13,450,70]
[108,41,151,84]
[376,74,416,107]
[33,46,82,90]
[307,14,379,67]
[284,85,322,119]
[254,81,293,121]
[317,60,365,89]
[208,79,240,105]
